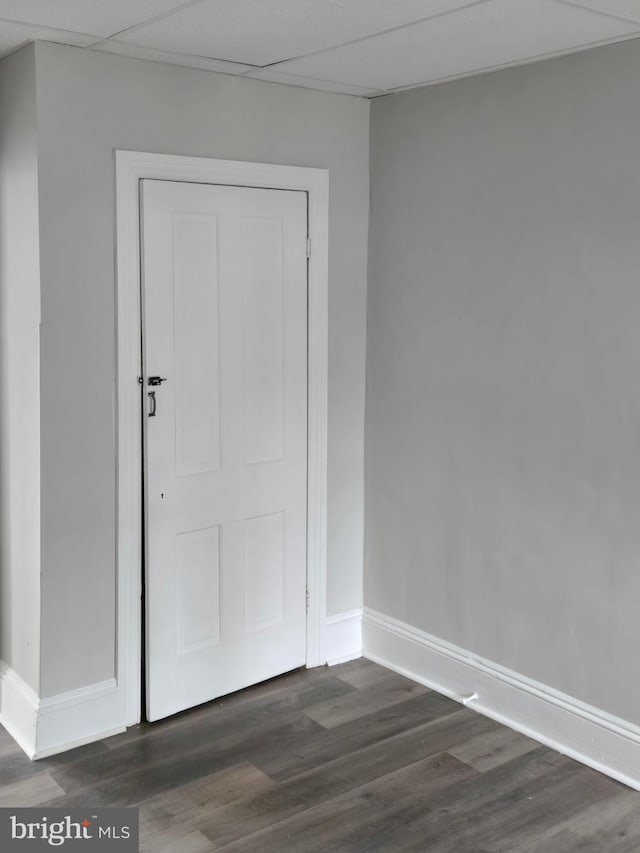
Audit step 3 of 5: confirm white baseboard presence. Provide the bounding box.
[363,607,640,792]
[321,609,362,666]
[0,661,38,758]
[0,661,126,760]
[35,679,126,759]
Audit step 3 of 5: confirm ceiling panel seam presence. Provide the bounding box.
[553,0,640,27]
[244,0,493,70]
[85,38,259,70]
[0,16,100,40]
[101,0,209,41]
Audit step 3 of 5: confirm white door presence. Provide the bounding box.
[140,179,308,722]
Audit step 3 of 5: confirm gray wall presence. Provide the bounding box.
[366,40,640,725]
[0,44,41,692]
[35,42,369,697]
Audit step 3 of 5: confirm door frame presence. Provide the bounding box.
[115,150,329,725]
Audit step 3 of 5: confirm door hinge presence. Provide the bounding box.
[305,589,310,612]
[306,237,311,259]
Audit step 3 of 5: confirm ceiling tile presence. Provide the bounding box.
[0,20,97,59]
[560,0,640,25]
[115,0,482,66]
[90,40,255,73]
[273,0,640,91]
[0,1,191,39]
[245,69,380,96]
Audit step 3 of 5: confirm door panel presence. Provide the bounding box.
[172,212,221,476]
[141,179,308,721]
[242,216,285,464]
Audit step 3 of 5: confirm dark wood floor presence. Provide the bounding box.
[1,659,639,851]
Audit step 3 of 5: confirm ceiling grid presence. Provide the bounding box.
[1,0,640,96]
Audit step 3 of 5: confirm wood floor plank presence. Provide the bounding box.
[41,739,112,768]
[140,826,214,853]
[0,772,65,807]
[449,726,540,772]
[199,708,499,848]
[303,671,427,728]
[138,761,276,840]
[331,659,393,689]
[365,749,621,853]
[449,760,625,853]
[355,751,575,853]
[492,787,640,853]
[0,731,110,788]
[325,747,560,852]
[0,749,41,787]
[43,713,324,807]
[254,690,460,782]
[0,730,25,760]
[214,751,478,853]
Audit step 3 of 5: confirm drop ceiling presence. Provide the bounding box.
[1,0,640,97]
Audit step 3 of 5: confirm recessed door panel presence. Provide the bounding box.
[176,526,221,654]
[244,511,285,633]
[172,212,221,476]
[242,217,285,465]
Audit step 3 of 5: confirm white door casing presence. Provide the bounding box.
[115,152,328,727]
[141,179,308,720]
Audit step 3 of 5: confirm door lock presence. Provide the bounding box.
[145,376,167,417]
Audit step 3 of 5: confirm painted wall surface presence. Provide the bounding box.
[366,40,640,725]
[34,42,368,697]
[0,44,41,692]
